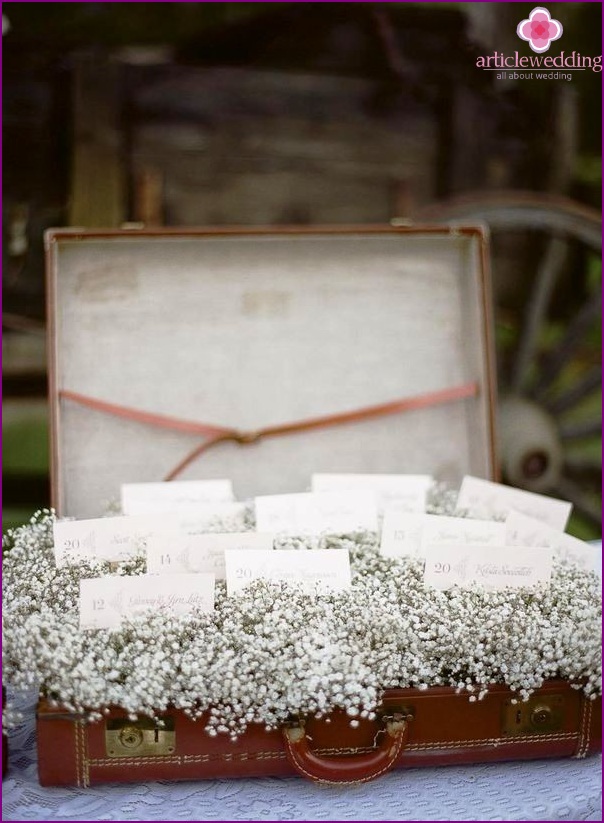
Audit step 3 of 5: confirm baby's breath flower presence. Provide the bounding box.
[2,507,601,739]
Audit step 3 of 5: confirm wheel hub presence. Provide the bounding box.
[499,395,563,493]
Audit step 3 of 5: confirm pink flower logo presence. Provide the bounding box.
[517,7,563,53]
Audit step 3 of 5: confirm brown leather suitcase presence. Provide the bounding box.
[45,225,497,517]
[37,680,601,787]
[29,226,598,789]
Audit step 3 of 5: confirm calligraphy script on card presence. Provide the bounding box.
[422,514,506,547]
[423,544,553,591]
[157,503,248,535]
[254,491,378,534]
[311,474,433,513]
[380,513,506,558]
[146,532,275,578]
[79,573,215,630]
[456,476,571,531]
[53,515,168,568]
[224,549,351,597]
[121,479,234,515]
[380,512,425,558]
[505,509,600,575]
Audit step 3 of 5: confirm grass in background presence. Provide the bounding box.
[3,400,50,534]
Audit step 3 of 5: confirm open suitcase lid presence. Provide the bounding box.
[46,225,498,518]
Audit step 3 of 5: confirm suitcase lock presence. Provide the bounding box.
[502,694,564,736]
[105,716,175,757]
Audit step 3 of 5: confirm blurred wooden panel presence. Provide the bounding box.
[128,67,437,226]
[69,53,126,227]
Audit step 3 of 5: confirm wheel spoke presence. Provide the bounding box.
[511,237,566,394]
[530,289,601,399]
[414,190,601,529]
[543,366,601,415]
[564,454,601,474]
[560,419,602,440]
[554,477,602,528]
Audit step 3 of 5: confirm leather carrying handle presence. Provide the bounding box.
[283,716,409,785]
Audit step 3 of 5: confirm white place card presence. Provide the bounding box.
[312,473,433,513]
[121,479,234,515]
[53,515,168,567]
[224,549,351,596]
[456,476,571,531]
[423,544,553,591]
[380,513,506,558]
[379,512,424,558]
[423,514,506,548]
[79,573,215,630]
[157,503,248,534]
[254,491,378,534]
[146,531,275,578]
[505,509,600,575]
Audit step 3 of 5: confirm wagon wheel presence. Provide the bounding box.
[413,191,602,534]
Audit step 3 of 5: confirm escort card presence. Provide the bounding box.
[158,503,248,534]
[79,573,215,630]
[505,509,600,575]
[146,531,275,578]
[380,512,506,558]
[379,513,424,558]
[53,515,168,567]
[423,544,553,591]
[254,491,378,534]
[456,476,571,531]
[311,473,433,513]
[224,549,351,596]
[121,479,234,515]
[423,514,507,547]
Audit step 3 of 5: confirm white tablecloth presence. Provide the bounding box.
[3,691,601,822]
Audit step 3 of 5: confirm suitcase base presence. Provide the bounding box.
[37,680,601,787]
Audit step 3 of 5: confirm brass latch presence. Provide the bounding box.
[105,716,175,758]
[502,694,564,736]
[379,704,416,723]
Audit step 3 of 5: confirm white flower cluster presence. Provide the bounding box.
[2,509,601,739]
[426,481,467,517]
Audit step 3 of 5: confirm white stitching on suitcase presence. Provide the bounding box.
[284,727,408,787]
[315,733,577,754]
[91,757,183,767]
[572,697,587,758]
[88,750,290,768]
[579,701,587,757]
[317,746,373,756]
[73,721,81,787]
[407,732,577,751]
[583,699,591,756]
[181,751,287,764]
[586,699,594,756]
[80,722,90,788]
[585,699,594,756]
[87,730,580,771]
[573,698,592,759]
[80,723,84,786]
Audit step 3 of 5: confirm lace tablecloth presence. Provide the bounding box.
[3,691,601,822]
